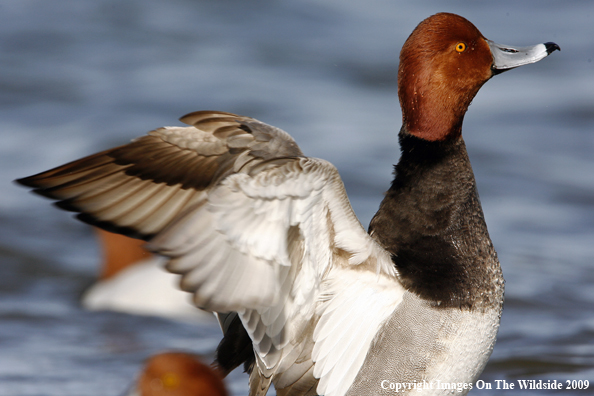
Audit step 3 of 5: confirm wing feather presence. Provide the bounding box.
[130,188,202,234]
[17,111,303,238]
[313,268,405,396]
[17,111,404,396]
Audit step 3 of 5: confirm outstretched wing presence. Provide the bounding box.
[17,111,303,240]
[17,111,403,396]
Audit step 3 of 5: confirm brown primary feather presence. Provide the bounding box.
[15,111,304,241]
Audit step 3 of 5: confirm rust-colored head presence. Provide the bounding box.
[398,13,494,141]
[137,352,228,396]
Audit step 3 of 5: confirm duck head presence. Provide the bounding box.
[398,13,559,141]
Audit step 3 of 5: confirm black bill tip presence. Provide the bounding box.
[544,42,560,54]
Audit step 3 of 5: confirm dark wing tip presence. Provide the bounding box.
[214,313,255,376]
[54,198,82,213]
[75,212,154,241]
[18,173,153,241]
[15,176,63,200]
[14,175,40,188]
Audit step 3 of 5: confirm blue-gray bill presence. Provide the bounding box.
[488,40,560,74]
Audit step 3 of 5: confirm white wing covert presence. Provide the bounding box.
[149,155,349,313]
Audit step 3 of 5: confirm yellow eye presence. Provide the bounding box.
[455,42,466,53]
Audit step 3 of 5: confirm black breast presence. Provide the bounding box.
[369,129,503,310]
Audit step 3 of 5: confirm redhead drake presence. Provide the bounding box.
[18,13,558,396]
[82,228,213,321]
[127,352,228,396]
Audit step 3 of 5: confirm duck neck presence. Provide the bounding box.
[400,90,467,142]
[369,126,503,310]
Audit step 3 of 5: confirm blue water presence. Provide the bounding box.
[1,1,593,395]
